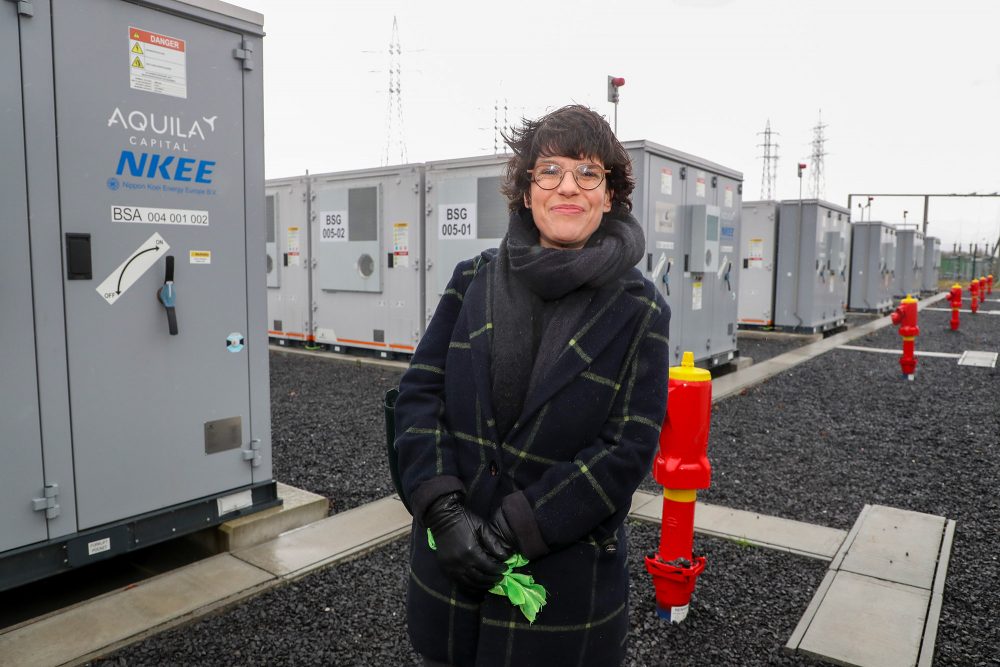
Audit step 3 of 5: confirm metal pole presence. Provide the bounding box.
[922,195,929,237]
[614,102,618,135]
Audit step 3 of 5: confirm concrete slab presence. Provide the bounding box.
[235,496,412,579]
[957,351,998,368]
[628,491,847,561]
[918,520,956,667]
[0,554,273,667]
[218,482,330,551]
[798,571,928,667]
[840,505,945,590]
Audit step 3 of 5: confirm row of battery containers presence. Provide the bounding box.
[264,140,744,368]
[738,200,852,333]
[738,202,942,327]
[848,224,940,312]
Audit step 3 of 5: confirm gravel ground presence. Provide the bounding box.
[95,524,827,666]
[848,305,999,355]
[735,335,809,365]
[268,350,404,514]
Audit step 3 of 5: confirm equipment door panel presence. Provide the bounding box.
[52,0,253,529]
[0,4,49,553]
[644,154,685,364]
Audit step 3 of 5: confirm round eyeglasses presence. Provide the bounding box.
[527,163,610,190]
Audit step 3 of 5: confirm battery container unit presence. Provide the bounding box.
[1,0,278,592]
[849,222,897,312]
[625,140,742,368]
[738,201,779,327]
[773,200,851,333]
[894,229,925,297]
[423,154,509,325]
[266,175,312,345]
[922,236,942,293]
[309,165,424,357]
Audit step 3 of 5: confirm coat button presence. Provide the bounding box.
[489,461,498,476]
[604,543,617,555]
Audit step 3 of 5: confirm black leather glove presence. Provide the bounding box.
[478,506,517,563]
[423,492,506,591]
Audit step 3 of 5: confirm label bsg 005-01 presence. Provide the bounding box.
[438,204,476,240]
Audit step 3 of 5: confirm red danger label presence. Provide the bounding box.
[129,27,185,52]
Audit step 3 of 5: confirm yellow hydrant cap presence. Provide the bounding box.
[902,294,917,304]
[952,283,962,290]
[669,351,711,382]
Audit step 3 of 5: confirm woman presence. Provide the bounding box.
[395,104,670,667]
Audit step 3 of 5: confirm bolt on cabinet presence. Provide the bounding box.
[1,0,277,592]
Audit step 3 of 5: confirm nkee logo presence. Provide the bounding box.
[115,150,215,184]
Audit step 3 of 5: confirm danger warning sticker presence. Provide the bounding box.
[129,26,187,99]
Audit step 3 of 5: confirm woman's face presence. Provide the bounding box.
[526,155,612,249]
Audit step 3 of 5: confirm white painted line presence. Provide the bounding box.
[836,345,962,359]
[924,307,1000,315]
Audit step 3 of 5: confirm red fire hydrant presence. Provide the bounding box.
[988,274,994,296]
[645,351,711,623]
[970,278,980,314]
[891,295,919,380]
[947,283,962,331]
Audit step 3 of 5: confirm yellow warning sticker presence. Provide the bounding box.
[189,250,211,265]
[131,56,144,69]
[131,42,143,54]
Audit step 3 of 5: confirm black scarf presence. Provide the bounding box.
[489,206,646,439]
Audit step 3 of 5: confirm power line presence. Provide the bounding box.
[383,16,407,166]
[809,110,828,199]
[756,119,779,200]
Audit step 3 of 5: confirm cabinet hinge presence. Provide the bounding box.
[5,0,33,17]
[232,39,254,70]
[242,438,262,467]
[32,483,60,519]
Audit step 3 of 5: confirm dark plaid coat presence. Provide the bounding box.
[396,250,670,667]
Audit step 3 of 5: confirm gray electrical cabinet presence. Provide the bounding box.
[625,140,742,368]
[266,175,312,344]
[773,200,851,333]
[1,0,278,592]
[738,201,779,327]
[311,165,425,356]
[922,236,942,293]
[849,222,897,312]
[423,155,509,324]
[894,229,925,297]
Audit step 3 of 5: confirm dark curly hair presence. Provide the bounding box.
[501,104,634,213]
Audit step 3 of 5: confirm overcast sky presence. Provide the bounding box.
[236,0,1000,252]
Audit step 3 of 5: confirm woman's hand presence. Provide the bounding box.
[423,493,506,591]
[478,507,517,562]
